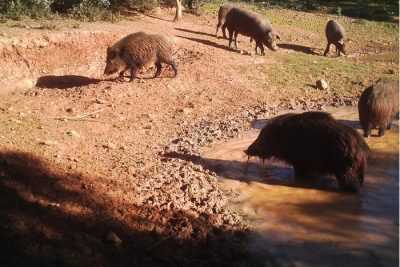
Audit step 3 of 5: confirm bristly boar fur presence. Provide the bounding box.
[224,7,280,55]
[245,111,369,192]
[358,78,399,137]
[215,4,235,38]
[104,32,177,81]
[324,20,346,56]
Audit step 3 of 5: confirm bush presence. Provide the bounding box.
[0,0,53,19]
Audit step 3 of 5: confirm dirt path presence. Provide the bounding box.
[0,7,398,266]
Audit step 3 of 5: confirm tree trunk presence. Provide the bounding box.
[174,0,182,22]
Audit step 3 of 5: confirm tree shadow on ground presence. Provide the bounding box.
[0,150,264,267]
[176,35,235,53]
[36,75,102,89]
[175,27,216,38]
[0,150,396,267]
[277,43,319,55]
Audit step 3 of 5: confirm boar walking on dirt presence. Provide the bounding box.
[358,78,399,137]
[324,20,346,56]
[104,32,178,81]
[224,7,280,55]
[245,112,369,192]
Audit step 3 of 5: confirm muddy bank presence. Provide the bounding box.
[0,30,122,94]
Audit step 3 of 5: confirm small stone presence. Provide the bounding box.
[316,79,329,90]
[105,231,122,246]
[39,140,57,146]
[96,98,106,104]
[103,143,116,149]
[66,130,80,138]
[66,107,74,113]
[386,69,395,74]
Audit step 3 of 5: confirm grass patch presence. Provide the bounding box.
[202,1,398,44]
[247,52,384,96]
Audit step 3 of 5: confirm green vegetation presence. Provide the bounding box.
[1,0,398,22]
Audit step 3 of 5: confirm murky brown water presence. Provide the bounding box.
[202,108,399,267]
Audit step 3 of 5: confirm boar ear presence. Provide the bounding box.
[267,31,273,39]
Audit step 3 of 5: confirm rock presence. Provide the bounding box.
[66,130,80,138]
[105,231,122,246]
[103,143,116,149]
[316,79,329,90]
[39,140,57,146]
[65,107,74,113]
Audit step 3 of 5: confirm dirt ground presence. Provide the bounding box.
[0,6,398,267]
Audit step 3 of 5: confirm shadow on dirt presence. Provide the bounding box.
[0,150,268,267]
[175,27,216,38]
[162,151,340,192]
[277,43,319,55]
[36,75,102,89]
[176,35,235,52]
[0,146,396,267]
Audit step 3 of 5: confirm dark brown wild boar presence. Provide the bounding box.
[104,32,177,81]
[358,78,399,137]
[245,111,369,192]
[224,7,280,55]
[324,20,346,56]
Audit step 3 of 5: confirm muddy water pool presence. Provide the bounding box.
[202,107,398,267]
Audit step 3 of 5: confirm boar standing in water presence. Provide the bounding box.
[245,112,369,192]
[224,7,280,55]
[358,78,399,137]
[104,32,177,81]
[324,20,346,56]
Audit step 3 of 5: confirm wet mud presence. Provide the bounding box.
[202,107,399,267]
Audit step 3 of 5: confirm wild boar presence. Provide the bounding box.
[245,111,369,192]
[104,32,177,81]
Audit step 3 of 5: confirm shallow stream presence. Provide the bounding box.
[202,107,398,267]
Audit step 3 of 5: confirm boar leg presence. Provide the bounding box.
[335,43,341,56]
[323,42,331,56]
[228,29,234,48]
[129,66,138,82]
[378,126,385,137]
[234,31,239,49]
[166,60,178,77]
[154,62,162,78]
[215,23,221,37]
[222,23,228,39]
[336,171,360,192]
[256,41,265,56]
[363,125,371,138]
[387,122,392,130]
